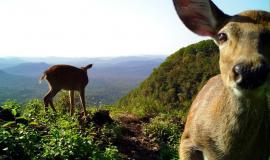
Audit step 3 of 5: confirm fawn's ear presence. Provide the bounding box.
[173,0,229,37]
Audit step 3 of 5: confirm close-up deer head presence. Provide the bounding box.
[173,0,270,159]
[174,0,270,96]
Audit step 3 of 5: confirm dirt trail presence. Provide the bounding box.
[116,114,159,160]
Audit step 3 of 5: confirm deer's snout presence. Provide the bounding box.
[233,62,269,89]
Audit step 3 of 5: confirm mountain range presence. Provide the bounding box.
[0,56,165,104]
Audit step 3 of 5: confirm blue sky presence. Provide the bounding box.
[0,0,269,57]
[213,0,269,14]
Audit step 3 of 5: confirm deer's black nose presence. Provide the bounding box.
[233,62,269,89]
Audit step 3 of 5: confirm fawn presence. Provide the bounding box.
[41,64,93,116]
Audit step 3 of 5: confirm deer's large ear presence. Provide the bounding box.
[173,0,229,37]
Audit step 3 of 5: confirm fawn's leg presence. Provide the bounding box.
[69,90,75,116]
[79,89,87,117]
[44,87,60,112]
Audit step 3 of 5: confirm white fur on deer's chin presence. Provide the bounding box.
[232,82,268,98]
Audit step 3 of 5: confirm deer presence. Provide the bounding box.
[173,0,270,159]
[40,64,93,117]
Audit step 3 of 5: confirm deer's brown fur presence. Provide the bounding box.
[41,64,93,116]
[173,0,270,159]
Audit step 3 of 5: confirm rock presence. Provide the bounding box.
[15,117,29,125]
[92,110,113,126]
[0,109,15,121]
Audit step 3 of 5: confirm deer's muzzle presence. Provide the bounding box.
[233,62,269,89]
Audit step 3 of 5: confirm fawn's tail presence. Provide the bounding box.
[39,73,47,84]
[81,64,93,71]
[84,64,93,70]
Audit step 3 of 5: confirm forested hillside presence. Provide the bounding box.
[0,70,44,101]
[118,40,219,116]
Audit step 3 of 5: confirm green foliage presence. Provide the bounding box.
[119,40,219,118]
[103,146,120,160]
[158,145,179,160]
[143,113,183,160]
[118,94,167,117]
[0,100,121,160]
[22,99,46,119]
[42,128,94,159]
[1,100,21,116]
[97,123,123,146]
[54,91,71,114]
[0,124,41,160]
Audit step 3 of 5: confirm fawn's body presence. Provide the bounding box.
[41,64,93,116]
[173,0,270,159]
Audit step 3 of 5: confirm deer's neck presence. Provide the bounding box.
[227,88,267,122]
[220,88,268,154]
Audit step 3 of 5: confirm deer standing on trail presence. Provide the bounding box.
[40,64,93,116]
[173,0,270,159]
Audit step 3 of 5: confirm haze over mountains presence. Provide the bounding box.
[0,56,165,104]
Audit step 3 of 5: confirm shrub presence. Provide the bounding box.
[0,124,41,159]
[143,113,183,160]
[0,100,121,160]
[1,100,21,117]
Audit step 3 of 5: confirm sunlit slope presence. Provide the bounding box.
[119,40,220,111]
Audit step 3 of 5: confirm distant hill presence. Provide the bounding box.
[2,57,164,79]
[0,69,32,87]
[118,40,220,111]
[91,59,163,80]
[87,58,164,104]
[3,62,51,77]
[0,70,47,103]
[0,57,26,69]
[20,56,166,68]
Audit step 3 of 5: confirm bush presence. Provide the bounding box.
[42,127,96,159]
[143,113,183,160]
[0,100,121,160]
[0,124,41,159]
[1,100,21,117]
[118,95,167,117]
[96,123,123,146]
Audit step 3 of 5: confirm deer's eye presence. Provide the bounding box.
[217,33,228,43]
